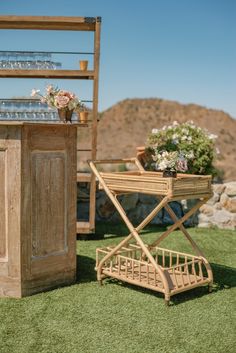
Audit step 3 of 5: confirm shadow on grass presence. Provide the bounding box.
[76,255,236,305]
[76,255,97,283]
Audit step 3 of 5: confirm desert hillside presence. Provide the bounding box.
[79,98,236,181]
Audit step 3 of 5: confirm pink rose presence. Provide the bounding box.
[55,95,70,109]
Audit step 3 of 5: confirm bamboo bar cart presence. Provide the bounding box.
[89,158,214,305]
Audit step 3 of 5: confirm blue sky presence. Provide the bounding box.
[0,0,235,117]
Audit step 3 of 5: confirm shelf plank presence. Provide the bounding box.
[0,15,97,31]
[77,173,91,183]
[76,221,94,234]
[0,70,95,79]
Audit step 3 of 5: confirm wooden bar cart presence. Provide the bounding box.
[89,158,214,305]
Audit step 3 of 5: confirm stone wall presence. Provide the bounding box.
[78,182,236,230]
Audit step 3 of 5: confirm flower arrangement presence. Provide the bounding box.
[31,85,80,111]
[152,150,189,172]
[146,121,218,175]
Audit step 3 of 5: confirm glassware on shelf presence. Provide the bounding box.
[0,98,53,121]
[0,51,63,70]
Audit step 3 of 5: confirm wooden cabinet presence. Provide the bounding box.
[0,122,77,297]
[0,15,101,234]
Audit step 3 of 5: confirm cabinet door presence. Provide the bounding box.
[21,125,77,295]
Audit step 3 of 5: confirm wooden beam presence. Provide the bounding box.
[0,15,98,31]
[0,69,95,79]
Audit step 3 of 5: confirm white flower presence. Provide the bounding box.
[172,133,179,139]
[159,161,168,170]
[181,135,188,141]
[31,89,40,97]
[181,128,189,135]
[46,85,54,93]
[208,133,218,140]
[186,151,194,159]
[152,128,159,134]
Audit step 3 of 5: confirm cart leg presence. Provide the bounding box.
[97,271,103,286]
[165,294,170,306]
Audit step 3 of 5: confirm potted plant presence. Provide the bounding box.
[145,121,218,176]
[31,85,80,123]
[76,102,89,123]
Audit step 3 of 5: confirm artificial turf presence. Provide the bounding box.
[0,224,235,353]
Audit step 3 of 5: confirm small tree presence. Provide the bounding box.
[146,121,218,175]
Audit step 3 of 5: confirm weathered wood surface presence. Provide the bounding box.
[0,125,22,297]
[0,70,95,79]
[0,15,98,31]
[0,123,77,297]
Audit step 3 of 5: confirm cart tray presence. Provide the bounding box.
[99,171,212,198]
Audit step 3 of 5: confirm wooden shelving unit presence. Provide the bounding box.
[0,15,101,234]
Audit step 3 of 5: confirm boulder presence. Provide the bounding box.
[212,183,225,195]
[224,182,236,196]
[199,204,214,216]
[207,192,220,205]
[211,210,235,230]
[223,197,236,213]
[220,193,229,207]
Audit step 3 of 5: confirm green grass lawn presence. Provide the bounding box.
[0,224,235,353]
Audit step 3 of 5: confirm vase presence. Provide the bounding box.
[57,108,73,123]
[79,111,89,123]
[163,169,177,178]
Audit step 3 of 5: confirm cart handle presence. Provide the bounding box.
[88,157,145,171]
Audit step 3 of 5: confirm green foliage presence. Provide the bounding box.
[146,121,218,175]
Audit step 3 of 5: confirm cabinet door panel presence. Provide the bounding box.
[31,152,67,258]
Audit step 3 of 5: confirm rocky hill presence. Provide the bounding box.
[79,98,236,181]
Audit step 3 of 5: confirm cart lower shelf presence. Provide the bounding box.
[96,245,212,300]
